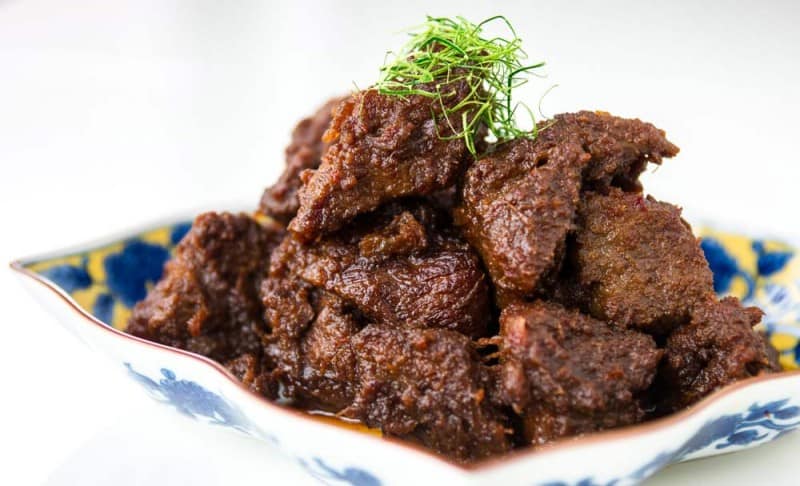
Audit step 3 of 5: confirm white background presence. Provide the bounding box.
[1,1,798,484]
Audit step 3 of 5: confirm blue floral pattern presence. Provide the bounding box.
[712,399,800,450]
[123,362,274,441]
[700,238,756,299]
[104,241,170,307]
[298,457,382,486]
[753,241,794,277]
[125,363,376,484]
[538,399,800,485]
[25,221,191,329]
[39,258,92,293]
[699,232,800,370]
[170,221,192,245]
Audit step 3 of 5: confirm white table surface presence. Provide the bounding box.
[1,1,799,484]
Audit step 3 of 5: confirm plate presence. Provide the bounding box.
[11,215,800,486]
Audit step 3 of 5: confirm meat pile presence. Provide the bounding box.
[127,88,780,462]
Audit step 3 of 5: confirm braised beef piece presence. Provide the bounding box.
[289,81,478,242]
[127,212,283,362]
[454,139,588,303]
[261,278,360,411]
[225,353,277,398]
[495,301,662,445]
[124,101,784,464]
[455,111,679,303]
[537,111,679,192]
[259,98,344,224]
[570,188,714,334]
[273,201,490,338]
[342,324,512,462]
[656,297,775,412]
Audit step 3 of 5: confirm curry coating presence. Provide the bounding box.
[273,201,491,338]
[657,297,776,412]
[454,111,679,303]
[538,111,680,192]
[289,81,478,242]
[572,188,715,333]
[342,324,512,462]
[124,96,785,464]
[454,138,588,301]
[224,353,276,397]
[496,301,662,445]
[260,278,359,411]
[259,97,344,224]
[127,212,283,362]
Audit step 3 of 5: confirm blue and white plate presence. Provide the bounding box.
[11,215,800,486]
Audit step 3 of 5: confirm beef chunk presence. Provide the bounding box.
[224,353,276,398]
[122,98,780,463]
[455,111,679,303]
[538,111,679,192]
[127,212,283,362]
[261,279,359,411]
[289,82,477,242]
[455,138,588,301]
[657,297,775,412]
[496,301,661,446]
[273,201,490,338]
[259,97,343,224]
[342,324,512,462]
[572,189,714,333]
[225,353,261,389]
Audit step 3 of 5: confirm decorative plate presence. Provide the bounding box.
[11,215,800,486]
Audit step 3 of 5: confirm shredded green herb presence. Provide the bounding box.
[376,15,545,155]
